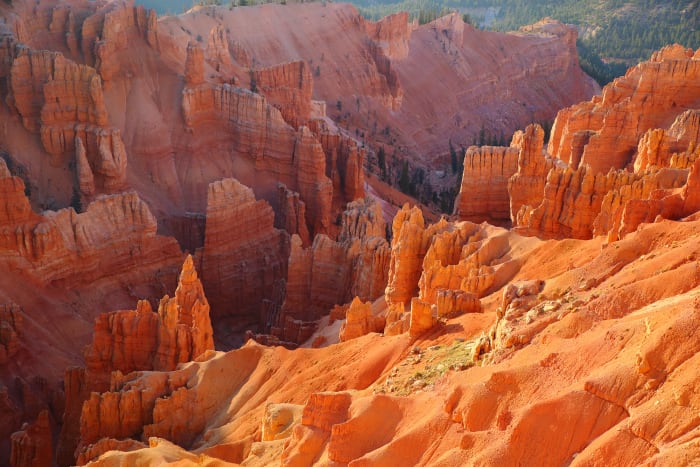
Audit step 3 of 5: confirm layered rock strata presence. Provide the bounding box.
[385,205,514,336]
[502,48,700,240]
[198,178,290,338]
[548,44,700,174]
[454,145,520,223]
[60,255,213,465]
[274,198,389,344]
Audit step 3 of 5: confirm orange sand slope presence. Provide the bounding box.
[79,216,700,466]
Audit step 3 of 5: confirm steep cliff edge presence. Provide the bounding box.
[507,46,700,240]
[58,255,213,465]
[267,197,389,345]
[548,44,700,174]
[198,178,290,346]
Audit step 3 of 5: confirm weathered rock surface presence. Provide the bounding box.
[261,403,303,442]
[275,198,389,344]
[254,61,313,129]
[365,12,412,61]
[339,297,384,342]
[385,205,519,336]
[0,158,181,289]
[548,44,700,174]
[275,183,311,246]
[454,144,519,223]
[505,47,700,240]
[158,2,597,195]
[507,124,555,222]
[84,255,213,376]
[60,255,213,464]
[198,178,290,341]
[634,109,700,171]
[606,158,700,241]
[46,211,700,467]
[0,303,24,365]
[10,410,52,467]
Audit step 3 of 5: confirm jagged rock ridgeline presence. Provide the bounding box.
[385,205,523,336]
[263,197,389,345]
[548,45,700,174]
[453,45,700,240]
[71,212,700,465]
[161,2,598,169]
[58,254,214,465]
[0,157,181,287]
[180,41,361,236]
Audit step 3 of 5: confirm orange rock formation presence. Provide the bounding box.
[273,197,389,344]
[198,178,290,344]
[10,410,52,467]
[454,144,520,223]
[59,254,214,465]
[508,46,700,239]
[3,1,698,465]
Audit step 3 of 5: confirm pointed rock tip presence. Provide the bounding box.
[179,254,198,284]
[0,158,10,178]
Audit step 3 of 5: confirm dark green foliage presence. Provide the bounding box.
[353,0,699,85]
[377,146,387,180]
[249,69,257,93]
[70,188,82,213]
[449,140,459,174]
[398,160,411,194]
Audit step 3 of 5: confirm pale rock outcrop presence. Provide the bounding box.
[454,145,520,223]
[262,403,303,441]
[492,279,545,350]
[339,297,384,342]
[634,109,700,171]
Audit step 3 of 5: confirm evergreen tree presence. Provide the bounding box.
[377,146,387,180]
[449,140,459,174]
